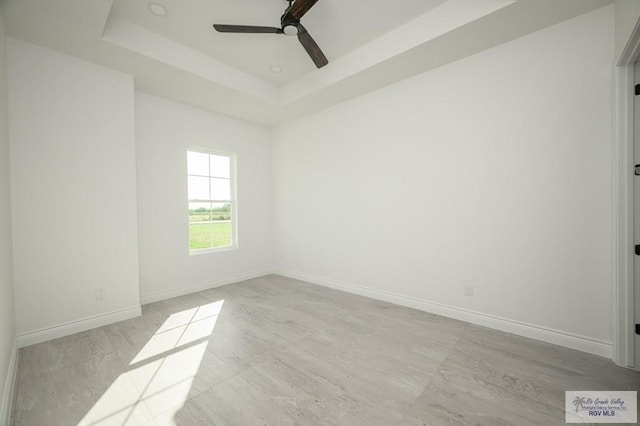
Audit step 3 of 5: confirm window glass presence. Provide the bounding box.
[187,150,235,252]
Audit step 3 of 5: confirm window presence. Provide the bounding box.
[187,149,236,253]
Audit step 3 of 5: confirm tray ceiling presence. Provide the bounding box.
[4,0,613,125]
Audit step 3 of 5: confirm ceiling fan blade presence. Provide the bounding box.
[297,24,328,68]
[287,0,319,21]
[213,24,283,34]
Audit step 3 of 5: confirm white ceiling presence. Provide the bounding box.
[109,0,450,86]
[4,0,613,126]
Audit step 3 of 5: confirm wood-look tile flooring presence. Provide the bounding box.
[12,275,640,425]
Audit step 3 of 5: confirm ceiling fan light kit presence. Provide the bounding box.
[213,0,328,69]
[283,25,299,36]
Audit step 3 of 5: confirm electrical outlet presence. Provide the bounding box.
[95,288,105,300]
[464,285,474,296]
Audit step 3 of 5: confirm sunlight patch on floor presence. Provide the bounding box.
[78,374,152,426]
[79,300,225,425]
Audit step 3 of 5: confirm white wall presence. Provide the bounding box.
[7,39,140,338]
[274,7,615,350]
[614,0,640,62]
[135,93,273,301]
[0,2,17,422]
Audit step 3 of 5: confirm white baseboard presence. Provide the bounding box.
[17,306,142,348]
[276,268,613,359]
[1,337,18,426]
[140,269,274,305]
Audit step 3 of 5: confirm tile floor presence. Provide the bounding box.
[11,275,640,425]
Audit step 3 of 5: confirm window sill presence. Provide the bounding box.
[189,246,237,256]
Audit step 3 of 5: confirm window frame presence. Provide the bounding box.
[186,147,238,255]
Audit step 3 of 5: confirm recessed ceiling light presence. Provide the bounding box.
[270,66,282,73]
[148,2,168,17]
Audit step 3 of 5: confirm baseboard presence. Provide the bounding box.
[17,306,142,348]
[276,268,613,359]
[140,269,274,305]
[0,337,18,426]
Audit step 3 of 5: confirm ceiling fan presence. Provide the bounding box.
[213,0,328,69]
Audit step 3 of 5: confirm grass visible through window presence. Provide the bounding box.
[189,222,232,250]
